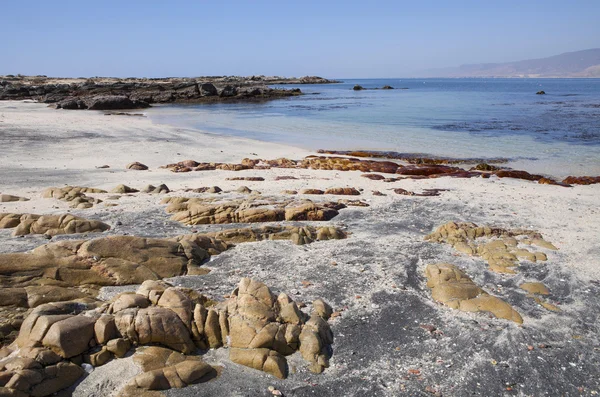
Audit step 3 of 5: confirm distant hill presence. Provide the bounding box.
[421,48,600,78]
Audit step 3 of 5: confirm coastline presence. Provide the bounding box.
[1,101,600,396]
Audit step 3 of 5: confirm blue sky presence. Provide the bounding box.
[2,0,599,78]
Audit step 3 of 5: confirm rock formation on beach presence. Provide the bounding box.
[0,278,335,396]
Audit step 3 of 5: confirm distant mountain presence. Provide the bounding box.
[421,48,600,78]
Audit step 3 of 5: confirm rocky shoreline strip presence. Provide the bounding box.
[0,75,338,110]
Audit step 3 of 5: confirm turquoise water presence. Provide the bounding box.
[147,78,600,178]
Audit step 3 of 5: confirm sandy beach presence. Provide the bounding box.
[1,101,599,396]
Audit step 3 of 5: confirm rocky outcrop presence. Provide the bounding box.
[162,196,343,225]
[42,186,106,209]
[0,279,335,395]
[0,76,304,108]
[0,213,110,236]
[324,188,361,195]
[425,222,555,274]
[425,263,523,324]
[111,184,139,194]
[56,95,150,110]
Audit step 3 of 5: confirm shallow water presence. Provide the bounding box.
[147,78,600,178]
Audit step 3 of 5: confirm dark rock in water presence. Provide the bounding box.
[85,95,150,110]
[353,85,364,91]
[536,90,546,95]
[381,85,394,89]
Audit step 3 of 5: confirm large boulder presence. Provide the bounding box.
[84,95,149,110]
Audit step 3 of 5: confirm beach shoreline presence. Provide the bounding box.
[1,100,599,396]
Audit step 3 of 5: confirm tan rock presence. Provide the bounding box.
[520,282,550,295]
[106,338,131,358]
[0,194,29,202]
[42,315,96,358]
[425,263,523,324]
[29,362,84,397]
[0,213,110,237]
[229,348,287,379]
[111,293,150,313]
[111,184,139,193]
[94,314,117,344]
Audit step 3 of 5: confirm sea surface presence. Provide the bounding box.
[147,78,600,178]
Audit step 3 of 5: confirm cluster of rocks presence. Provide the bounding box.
[298,188,361,196]
[0,195,29,203]
[0,213,110,237]
[158,155,584,185]
[162,196,345,225]
[0,75,318,110]
[0,278,335,395]
[425,263,523,323]
[424,222,563,316]
[425,221,556,274]
[0,226,345,346]
[42,186,106,209]
[393,188,446,197]
[110,184,169,194]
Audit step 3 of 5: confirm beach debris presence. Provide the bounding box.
[0,213,110,236]
[425,263,523,324]
[126,161,148,170]
[425,222,556,274]
[186,186,222,193]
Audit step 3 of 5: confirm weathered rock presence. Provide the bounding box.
[0,195,29,202]
[84,95,150,110]
[141,184,170,194]
[94,314,117,344]
[425,222,554,274]
[561,175,600,185]
[0,213,110,236]
[106,338,131,358]
[353,85,364,91]
[126,162,148,171]
[42,315,96,358]
[111,184,139,194]
[324,187,360,195]
[520,282,550,295]
[42,186,105,209]
[425,263,523,324]
[29,361,84,396]
[300,189,324,195]
[229,348,287,379]
[164,196,342,225]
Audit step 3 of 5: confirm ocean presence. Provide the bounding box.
[146,78,600,178]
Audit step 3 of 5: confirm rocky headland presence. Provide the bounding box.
[0,75,338,110]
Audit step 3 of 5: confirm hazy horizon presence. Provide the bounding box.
[2,0,600,78]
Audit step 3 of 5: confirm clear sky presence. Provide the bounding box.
[2,0,599,78]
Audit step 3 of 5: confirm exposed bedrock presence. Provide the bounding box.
[0,213,110,237]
